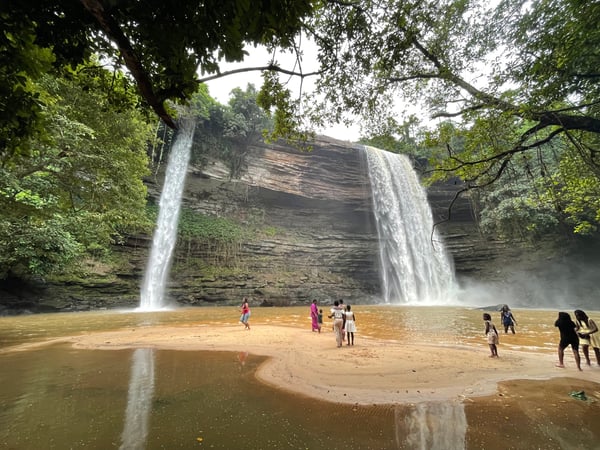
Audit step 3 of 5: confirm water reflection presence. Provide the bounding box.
[1,304,600,449]
[399,401,466,450]
[120,348,155,450]
[0,347,398,449]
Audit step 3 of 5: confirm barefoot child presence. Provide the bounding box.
[483,313,499,357]
[344,305,356,345]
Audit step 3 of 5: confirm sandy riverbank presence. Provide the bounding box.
[28,322,600,405]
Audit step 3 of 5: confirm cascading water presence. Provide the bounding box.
[139,120,195,310]
[364,146,456,304]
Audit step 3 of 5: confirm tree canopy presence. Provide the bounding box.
[0,61,154,279]
[1,0,316,135]
[296,0,600,236]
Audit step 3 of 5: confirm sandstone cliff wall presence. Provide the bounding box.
[4,135,596,313]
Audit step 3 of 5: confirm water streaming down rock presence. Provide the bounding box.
[139,121,195,310]
[364,146,456,304]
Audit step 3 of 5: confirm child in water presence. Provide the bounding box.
[483,313,499,357]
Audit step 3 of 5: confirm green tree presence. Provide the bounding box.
[0,62,153,278]
[185,83,272,177]
[227,84,272,142]
[1,0,316,133]
[302,0,600,235]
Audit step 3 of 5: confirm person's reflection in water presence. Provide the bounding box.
[237,351,249,371]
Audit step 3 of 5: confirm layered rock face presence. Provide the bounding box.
[130,136,486,307]
[4,134,573,313]
[145,137,383,306]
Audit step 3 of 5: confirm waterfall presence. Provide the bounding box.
[364,146,455,304]
[139,120,195,310]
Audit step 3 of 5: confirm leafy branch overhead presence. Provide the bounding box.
[309,0,599,174]
[2,0,315,131]
[303,0,600,234]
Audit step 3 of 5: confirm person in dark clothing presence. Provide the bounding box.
[554,311,581,370]
[500,305,517,334]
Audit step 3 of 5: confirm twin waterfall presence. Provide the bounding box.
[364,146,455,304]
[139,136,455,309]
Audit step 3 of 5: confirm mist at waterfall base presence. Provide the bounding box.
[139,121,195,311]
[364,146,600,310]
[456,255,600,310]
[137,128,595,311]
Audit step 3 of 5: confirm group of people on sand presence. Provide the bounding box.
[483,304,600,369]
[310,299,357,347]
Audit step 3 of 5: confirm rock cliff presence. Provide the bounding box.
[3,135,597,313]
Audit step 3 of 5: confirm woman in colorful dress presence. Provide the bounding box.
[310,299,321,333]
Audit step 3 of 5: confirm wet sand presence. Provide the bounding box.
[23,322,600,406]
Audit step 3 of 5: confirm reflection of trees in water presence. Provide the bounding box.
[396,401,466,450]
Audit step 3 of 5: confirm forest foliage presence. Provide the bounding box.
[1,0,600,281]
[302,0,600,242]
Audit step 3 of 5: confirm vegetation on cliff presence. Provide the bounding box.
[2,0,600,301]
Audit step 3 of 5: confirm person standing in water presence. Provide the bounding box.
[554,311,581,370]
[240,297,251,330]
[344,305,357,346]
[310,299,321,333]
[483,313,499,357]
[574,309,600,366]
[500,305,517,334]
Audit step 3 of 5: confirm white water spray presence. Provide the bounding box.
[139,120,195,310]
[364,146,456,304]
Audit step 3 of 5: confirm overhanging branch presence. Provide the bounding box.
[197,64,322,84]
[80,0,178,128]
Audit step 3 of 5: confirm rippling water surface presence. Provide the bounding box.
[0,305,578,353]
[1,306,599,449]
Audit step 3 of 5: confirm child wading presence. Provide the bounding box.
[483,313,499,357]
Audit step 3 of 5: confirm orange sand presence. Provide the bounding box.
[25,323,600,405]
